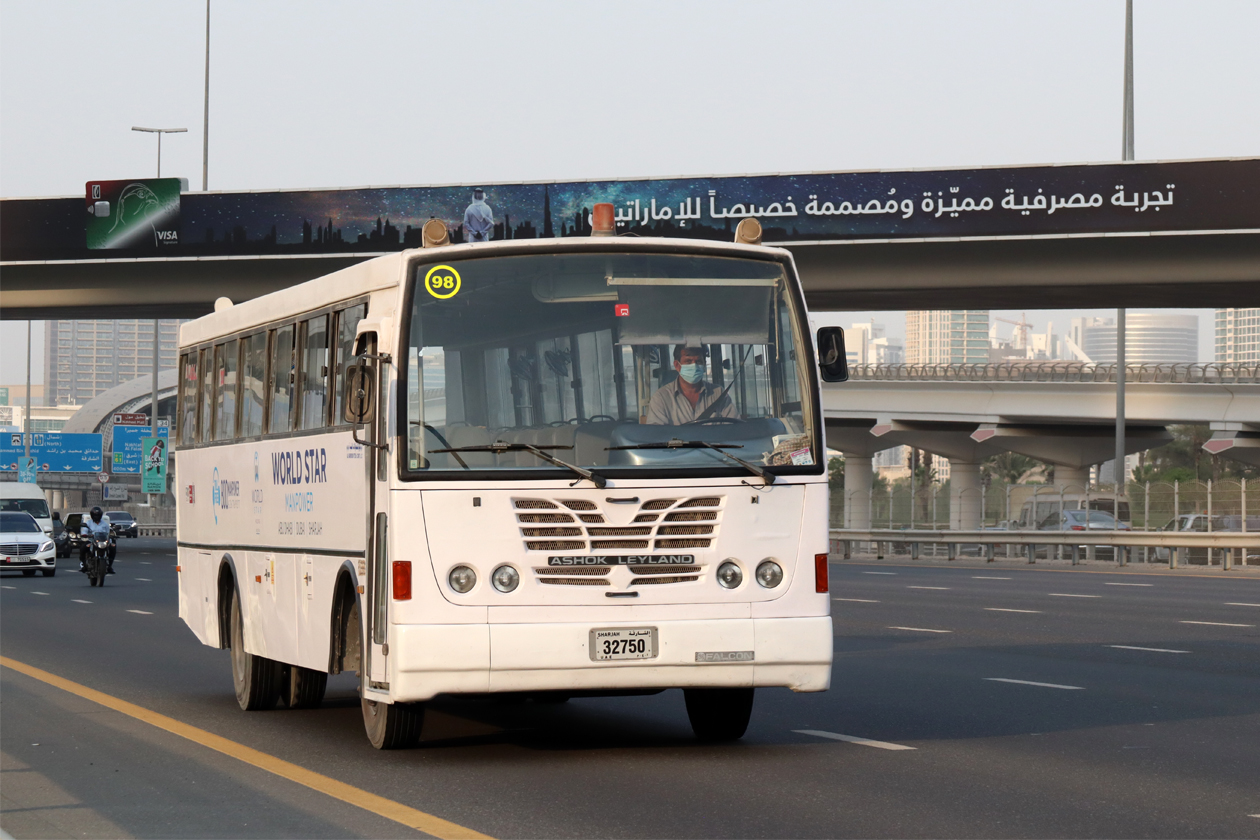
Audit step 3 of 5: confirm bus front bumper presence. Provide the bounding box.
[390,616,833,702]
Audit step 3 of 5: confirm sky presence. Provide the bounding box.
[2,0,1257,382]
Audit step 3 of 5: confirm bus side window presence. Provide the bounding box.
[270,324,296,434]
[299,315,329,430]
[178,352,197,445]
[333,304,366,425]
[240,332,267,437]
[199,348,214,443]
[214,339,239,441]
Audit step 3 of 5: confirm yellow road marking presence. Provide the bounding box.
[0,656,492,840]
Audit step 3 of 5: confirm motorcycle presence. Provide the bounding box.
[83,532,112,587]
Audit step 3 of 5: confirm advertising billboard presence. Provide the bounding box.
[85,177,181,250]
[112,425,168,474]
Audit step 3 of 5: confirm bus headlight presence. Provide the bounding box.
[716,560,743,589]
[448,565,477,594]
[492,564,519,593]
[756,559,783,588]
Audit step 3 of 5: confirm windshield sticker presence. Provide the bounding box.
[424,264,461,299]
[790,447,814,466]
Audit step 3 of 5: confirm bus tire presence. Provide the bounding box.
[230,588,281,711]
[362,697,424,750]
[683,687,755,742]
[286,665,328,710]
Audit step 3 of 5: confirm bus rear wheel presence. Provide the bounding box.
[284,665,328,710]
[230,588,282,711]
[683,687,755,741]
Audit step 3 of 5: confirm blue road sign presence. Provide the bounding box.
[1,433,102,473]
[112,425,168,473]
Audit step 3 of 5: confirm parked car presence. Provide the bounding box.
[0,511,56,577]
[107,510,138,538]
[0,481,54,538]
[1155,514,1254,564]
[1037,509,1130,560]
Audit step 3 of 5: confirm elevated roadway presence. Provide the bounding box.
[825,364,1260,529]
[3,158,1258,318]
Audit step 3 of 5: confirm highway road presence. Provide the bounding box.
[3,539,1259,839]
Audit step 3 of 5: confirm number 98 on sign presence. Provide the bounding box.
[424,265,461,299]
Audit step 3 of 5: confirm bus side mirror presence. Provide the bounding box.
[342,363,375,424]
[816,327,849,382]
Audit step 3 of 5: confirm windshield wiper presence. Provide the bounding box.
[606,438,775,485]
[430,441,606,488]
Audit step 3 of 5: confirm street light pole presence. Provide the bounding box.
[1116,0,1133,497]
[131,126,185,510]
[203,0,210,191]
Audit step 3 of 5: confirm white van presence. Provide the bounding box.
[1015,494,1131,529]
[0,482,54,538]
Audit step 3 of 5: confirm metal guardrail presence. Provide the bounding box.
[847,363,1260,384]
[137,525,176,537]
[830,527,1260,570]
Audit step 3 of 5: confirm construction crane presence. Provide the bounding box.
[994,313,1033,348]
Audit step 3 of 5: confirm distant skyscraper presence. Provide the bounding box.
[1069,313,1198,364]
[1215,308,1260,363]
[44,320,181,406]
[905,311,989,365]
[845,321,904,366]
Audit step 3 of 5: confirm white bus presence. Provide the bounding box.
[175,210,849,748]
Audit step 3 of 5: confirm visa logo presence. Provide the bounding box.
[157,230,179,242]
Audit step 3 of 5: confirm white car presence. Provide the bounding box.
[1,511,57,577]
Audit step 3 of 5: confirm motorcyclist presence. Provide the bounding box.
[79,506,116,575]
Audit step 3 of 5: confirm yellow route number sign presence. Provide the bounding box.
[424,265,461,299]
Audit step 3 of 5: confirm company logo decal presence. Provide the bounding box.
[270,448,328,485]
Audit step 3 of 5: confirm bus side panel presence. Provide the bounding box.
[177,547,210,645]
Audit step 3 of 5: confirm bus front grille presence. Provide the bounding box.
[526,540,586,551]
[522,527,582,537]
[629,565,700,575]
[656,525,714,536]
[655,538,712,549]
[586,527,652,537]
[590,539,650,549]
[537,577,611,586]
[630,575,700,585]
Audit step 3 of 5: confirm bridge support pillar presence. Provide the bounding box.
[844,455,873,530]
[1054,466,1090,489]
[51,490,63,511]
[950,461,982,530]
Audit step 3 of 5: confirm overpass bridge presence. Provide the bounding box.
[3,157,1258,318]
[825,363,1260,530]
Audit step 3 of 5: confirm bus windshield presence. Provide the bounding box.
[403,252,817,479]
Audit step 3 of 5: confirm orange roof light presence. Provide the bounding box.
[591,203,616,237]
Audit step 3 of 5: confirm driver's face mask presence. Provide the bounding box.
[677,362,704,385]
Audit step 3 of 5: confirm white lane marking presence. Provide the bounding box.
[72,599,93,604]
[135,578,152,582]
[972,576,1011,580]
[794,730,916,750]
[1110,645,1189,654]
[862,571,897,575]
[1180,620,1254,628]
[1048,593,1101,598]
[126,609,153,615]
[984,607,1041,613]
[1105,582,1153,587]
[31,591,49,596]
[1225,602,1260,607]
[834,597,880,603]
[889,626,952,633]
[140,561,152,565]
[1,585,15,589]
[908,585,951,590]
[985,678,1084,690]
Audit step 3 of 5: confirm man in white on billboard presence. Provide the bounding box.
[463,189,494,242]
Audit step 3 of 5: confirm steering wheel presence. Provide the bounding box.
[683,416,742,426]
[586,414,617,422]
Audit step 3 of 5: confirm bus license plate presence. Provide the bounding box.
[590,627,658,661]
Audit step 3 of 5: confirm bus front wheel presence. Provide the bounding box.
[361,697,424,750]
[683,687,755,741]
[230,589,282,711]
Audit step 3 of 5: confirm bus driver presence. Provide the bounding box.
[645,345,738,425]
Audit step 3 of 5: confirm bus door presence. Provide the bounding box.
[347,330,391,690]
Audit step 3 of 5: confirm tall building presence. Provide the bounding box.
[905,311,989,365]
[845,321,904,367]
[44,319,181,406]
[1215,308,1260,363]
[1068,313,1198,364]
